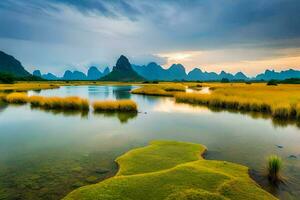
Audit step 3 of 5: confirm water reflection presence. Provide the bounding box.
[186,86,210,94]
[88,85,109,99]
[94,111,137,123]
[0,101,8,113]
[203,105,300,128]
[153,98,210,114]
[112,86,133,99]
[30,106,89,118]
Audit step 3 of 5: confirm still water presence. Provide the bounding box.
[0,85,299,200]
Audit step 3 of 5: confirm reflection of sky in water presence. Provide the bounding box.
[1,85,300,200]
[186,87,210,94]
[28,85,138,101]
[153,98,211,114]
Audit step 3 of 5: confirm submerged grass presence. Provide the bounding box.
[64,140,277,200]
[93,100,137,112]
[175,83,300,120]
[267,155,282,183]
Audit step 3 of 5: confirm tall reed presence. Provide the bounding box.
[93,100,137,112]
[267,155,282,183]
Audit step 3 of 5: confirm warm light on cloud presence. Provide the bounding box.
[157,51,202,66]
[157,48,300,76]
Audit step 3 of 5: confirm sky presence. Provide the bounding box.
[1,0,300,76]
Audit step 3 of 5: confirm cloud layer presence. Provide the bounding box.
[1,0,300,75]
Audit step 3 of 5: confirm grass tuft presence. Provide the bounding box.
[0,93,7,101]
[31,96,90,111]
[267,155,282,183]
[132,86,172,96]
[93,100,137,112]
[132,83,186,96]
[5,92,28,104]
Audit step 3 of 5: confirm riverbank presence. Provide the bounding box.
[64,140,277,200]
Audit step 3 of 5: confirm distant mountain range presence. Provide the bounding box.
[1,50,300,81]
[133,63,250,81]
[33,66,110,80]
[133,63,300,81]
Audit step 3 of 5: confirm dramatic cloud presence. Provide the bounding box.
[1,0,300,75]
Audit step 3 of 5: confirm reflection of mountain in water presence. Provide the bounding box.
[95,112,137,123]
[30,106,88,118]
[88,86,110,99]
[0,101,8,113]
[112,86,133,99]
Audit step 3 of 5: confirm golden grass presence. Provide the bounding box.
[131,83,186,97]
[5,92,28,104]
[29,96,89,111]
[297,103,300,120]
[159,83,186,91]
[93,100,137,112]
[131,86,173,96]
[175,83,300,120]
[0,82,59,91]
[0,93,7,101]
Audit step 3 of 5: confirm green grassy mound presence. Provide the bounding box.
[63,141,277,200]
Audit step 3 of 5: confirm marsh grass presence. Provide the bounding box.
[5,92,28,104]
[159,84,186,91]
[267,155,283,183]
[0,82,59,91]
[0,93,7,101]
[131,86,172,96]
[131,83,186,96]
[93,100,137,112]
[175,83,300,121]
[29,96,89,111]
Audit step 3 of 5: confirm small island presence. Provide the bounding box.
[64,141,277,200]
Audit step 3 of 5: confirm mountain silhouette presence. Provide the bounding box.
[133,63,250,81]
[103,67,110,76]
[33,70,42,77]
[62,70,87,80]
[255,69,300,80]
[4,50,300,82]
[167,64,187,80]
[132,62,167,80]
[87,66,102,80]
[0,51,31,77]
[101,55,145,81]
[42,73,60,80]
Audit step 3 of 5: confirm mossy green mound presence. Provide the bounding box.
[64,141,277,200]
